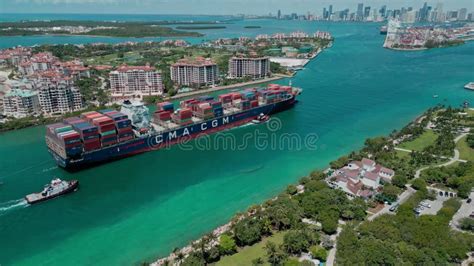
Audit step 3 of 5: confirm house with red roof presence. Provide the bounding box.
[329,158,395,199]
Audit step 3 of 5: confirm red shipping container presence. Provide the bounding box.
[84,142,101,151]
[83,138,100,144]
[117,128,133,135]
[99,124,116,132]
[179,108,192,119]
[231,93,242,100]
[250,100,259,107]
[118,136,134,142]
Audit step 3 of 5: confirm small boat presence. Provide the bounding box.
[433,95,439,98]
[25,178,79,204]
[252,113,270,124]
[464,82,474,91]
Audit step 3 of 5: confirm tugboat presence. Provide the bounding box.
[252,113,270,124]
[464,82,474,91]
[25,178,79,204]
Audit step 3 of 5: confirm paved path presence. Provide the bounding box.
[371,132,469,220]
[326,220,346,266]
[451,191,474,232]
[394,147,413,153]
[368,186,416,221]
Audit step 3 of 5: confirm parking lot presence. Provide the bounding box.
[417,194,449,215]
[451,192,474,230]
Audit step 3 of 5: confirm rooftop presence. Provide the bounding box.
[5,88,37,98]
[172,57,216,67]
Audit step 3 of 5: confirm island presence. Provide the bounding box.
[0,30,332,131]
[175,25,227,30]
[383,19,473,50]
[150,106,474,266]
[0,20,204,37]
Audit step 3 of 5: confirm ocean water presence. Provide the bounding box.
[0,15,473,266]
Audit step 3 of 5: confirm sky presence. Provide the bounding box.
[0,0,472,15]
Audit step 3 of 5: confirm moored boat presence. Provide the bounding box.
[25,178,79,204]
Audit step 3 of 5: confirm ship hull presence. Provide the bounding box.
[49,96,297,171]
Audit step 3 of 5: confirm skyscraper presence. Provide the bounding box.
[329,5,333,16]
[459,8,467,21]
[379,5,387,18]
[364,6,371,18]
[357,3,364,21]
[323,8,327,19]
[277,9,281,19]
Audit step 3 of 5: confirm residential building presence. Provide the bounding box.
[18,52,58,76]
[329,158,395,198]
[228,56,271,79]
[110,64,164,98]
[3,89,41,118]
[170,57,219,88]
[37,81,84,115]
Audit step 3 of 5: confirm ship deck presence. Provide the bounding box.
[150,105,258,133]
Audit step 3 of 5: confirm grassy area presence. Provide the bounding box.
[216,231,286,266]
[399,130,438,151]
[395,149,411,160]
[457,135,474,162]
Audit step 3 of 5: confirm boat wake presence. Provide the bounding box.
[42,166,58,173]
[0,199,28,216]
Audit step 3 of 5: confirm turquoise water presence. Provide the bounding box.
[0,16,473,265]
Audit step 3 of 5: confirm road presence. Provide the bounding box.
[451,191,474,231]
[372,132,469,220]
[326,220,346,266]
[368,186,416,221]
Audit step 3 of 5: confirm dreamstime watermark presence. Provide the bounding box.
[146,117,319,152]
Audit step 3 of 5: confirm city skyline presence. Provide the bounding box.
[0,0,472,15]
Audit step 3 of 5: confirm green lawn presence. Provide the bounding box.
[395,149,411,160]
[457,135,474,162]
[216,231,286,266]
[399,130,438,151]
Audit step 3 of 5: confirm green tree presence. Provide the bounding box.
[265,241,287,266]
[181,252,205,266]
[252,257,265,266]
[466,134,474,149]
[286,185,298,195]
[320,213,338,235]
[218,234,237,255]
[392,175,408,188]
[282,230,316,255]
[310,245,328,261]
[233,217,263,246]
[459,218,474,232]
[381,184,400,202]
[411,178,427,191]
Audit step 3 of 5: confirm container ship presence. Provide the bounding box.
[46,84,301,170]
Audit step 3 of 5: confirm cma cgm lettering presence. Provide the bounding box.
[46,85,302,170]
[151,117,230,146]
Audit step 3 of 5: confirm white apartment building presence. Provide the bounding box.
[170,57,219,88]
[37,81,84,115]
[110,65,164,98]
[228,57,271,79]
[3,89,41,118]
